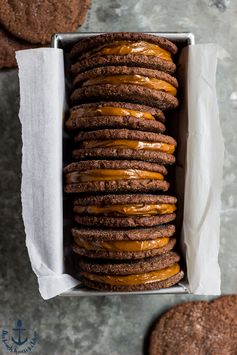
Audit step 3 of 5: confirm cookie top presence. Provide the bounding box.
[71,54,176,76]
[73,66,178,91]
[73,147,175,165]
[74,194,177,206]
[70,33,178,58]
[75,213,176,228]
[149,296,237,355]
[0,26,34,68]
[70,83,179,110]
[75,129,177,145]
[64,160,168,175]
[72,224,175,241]
[0,0,90,44]
[78,251,180,275]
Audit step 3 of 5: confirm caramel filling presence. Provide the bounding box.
[81,263,180,286]
[66,169,164,183]
[81,140,175,154]
[74,203,176,216]
[83,75,177,96]
[71,107,155,120]
[75,237,170,252]
[90,41,173,62]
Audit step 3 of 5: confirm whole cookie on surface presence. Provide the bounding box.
[73,129,176,165]
[0,26,34,68]
[149,296,237,355]
[74,194,177,228]
[66,101,166,133]
[64,160,170,193]
[70,66,178,110]
[76,251,184,291]
[0,0,90,44]
[72,224,176,259]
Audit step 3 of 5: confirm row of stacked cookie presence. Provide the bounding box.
[64,33,184,291]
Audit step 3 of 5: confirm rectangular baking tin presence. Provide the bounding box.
[52,32,195,296]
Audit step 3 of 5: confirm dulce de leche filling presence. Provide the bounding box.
[91,41,173,62]
[71,107,155,120]
[81,140,175,154]
[74,203,177,216]
[81,263,180,286]
[75,237,170,252]
[66,169,164,183]
[83,75,177,96]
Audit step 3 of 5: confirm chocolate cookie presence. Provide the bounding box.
[149,301,209,355]
[72,224,175,241]
[70,66,178,110]
[204,296,237,354]
[73,238,176,259]
[72,224,176,260]
[0,26,34,68]
[76,251,183,291]
[0,0,90,44]
[74,194,177,228]
[70,32,178,58]
[64,160,169,193]
[73,129,176,165]
[149,296,237,355]
[66,101,166,133]
[71,54,176,76]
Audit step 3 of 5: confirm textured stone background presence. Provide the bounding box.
[0,0,237,354]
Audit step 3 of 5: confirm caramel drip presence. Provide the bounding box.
[70,107,155,120]
[83,75,177,96]
[66,169,164,183]
[74,203,177,216]
[81,263,180,286]
[81,140,175,154]
[90,40,173,61]
[75,237,170,252]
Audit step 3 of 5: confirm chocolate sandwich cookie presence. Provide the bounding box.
[64,160,169,193]
[72,224,176,259]
[74,194,177,228]
[77,251,184,291]
[71,54,176,77]
[149,296,237,355]
[70,33,177,75]
[70,66,178,110]
[71,33,177,58]
[66,101,166,133]
[0,0,90,44]
[73,129,176,165]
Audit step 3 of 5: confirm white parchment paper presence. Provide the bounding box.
[16,49,79,299]
[16,44,224,299]
[182,44,223,294]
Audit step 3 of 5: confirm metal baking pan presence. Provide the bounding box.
[52,32,194,296]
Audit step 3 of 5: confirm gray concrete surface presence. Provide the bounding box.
[0,0,237,354]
